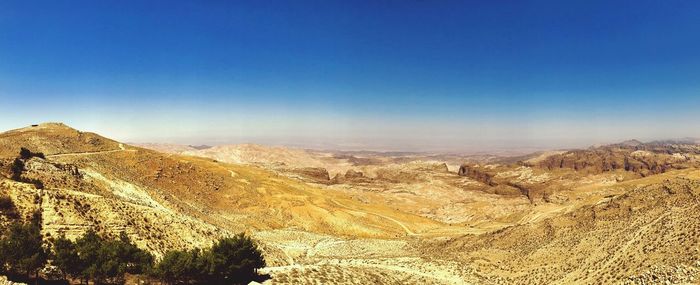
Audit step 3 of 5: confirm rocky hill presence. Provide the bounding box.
[435,174,700,284]
[3,124,700,284]
[0,124,441,258]
[532,141,700,176]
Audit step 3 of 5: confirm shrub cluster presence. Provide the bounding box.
[1,217,266,285]
[0,212,48,282]
[51,230,154,284]
[153,233,266,284]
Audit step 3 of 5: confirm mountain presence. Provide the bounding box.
[3,123,700,284]
[0,123,440,256]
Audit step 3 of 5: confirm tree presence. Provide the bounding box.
[73,230,154,284]
[0,216,48,281]
[155,249,203,284]
[52,235,81,281]
[74,229,103,284]
[207,233,266,284]
[154,234,266,284]
[115,232,154,275]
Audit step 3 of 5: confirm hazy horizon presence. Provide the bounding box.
[2,1,699,152]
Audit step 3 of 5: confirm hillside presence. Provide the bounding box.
[0,124,442,257]
[434,172,700,284]
[2,123,700,284]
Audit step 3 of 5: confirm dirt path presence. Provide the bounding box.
[330,198,417,235]
[47,143,132,158]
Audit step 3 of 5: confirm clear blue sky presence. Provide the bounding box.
[1,1,699,152]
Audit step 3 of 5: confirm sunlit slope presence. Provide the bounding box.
[0,123,121,157]
[1,123,443,239]
[437,170,700,284]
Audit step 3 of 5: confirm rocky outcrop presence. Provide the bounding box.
[534,145,698,176]
[289,167,331,183]
[331,169,371,184]
[458,165,496,186]
[344,169,364,179]
[489,184,524,196]
[458,164,545,201]
[22,158,83,188]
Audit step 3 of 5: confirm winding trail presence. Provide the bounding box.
[47,143,133,158]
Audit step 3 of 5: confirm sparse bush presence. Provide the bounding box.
[19,147,44,160]
[10,158,24,180]
[0,195,13,211]
[26,178,44,189]
[19,148,31,159]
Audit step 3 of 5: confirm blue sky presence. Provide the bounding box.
[1,1,699,152]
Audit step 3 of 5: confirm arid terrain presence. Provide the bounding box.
[2,123,700,284]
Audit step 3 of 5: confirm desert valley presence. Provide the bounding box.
[3,1,700,284]
[1,123,700,284]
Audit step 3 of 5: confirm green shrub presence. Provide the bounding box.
[52,234,81,281]
[0,215,48,279]
[154,233,266,284]
[208,233,266,284]
[154,248,205,284]
[65,230,154,284]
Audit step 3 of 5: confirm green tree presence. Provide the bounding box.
[155,249,203,284]
[203,233,265,284]
[52,234,81,281]
[0,217,48,280]
[115,232,154,275]
[73,230,154,284]
[207,233,266,284]
[74,229,103,284]
[19,147,44,160]
[153,234,265,284]
[10,158,24,180]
